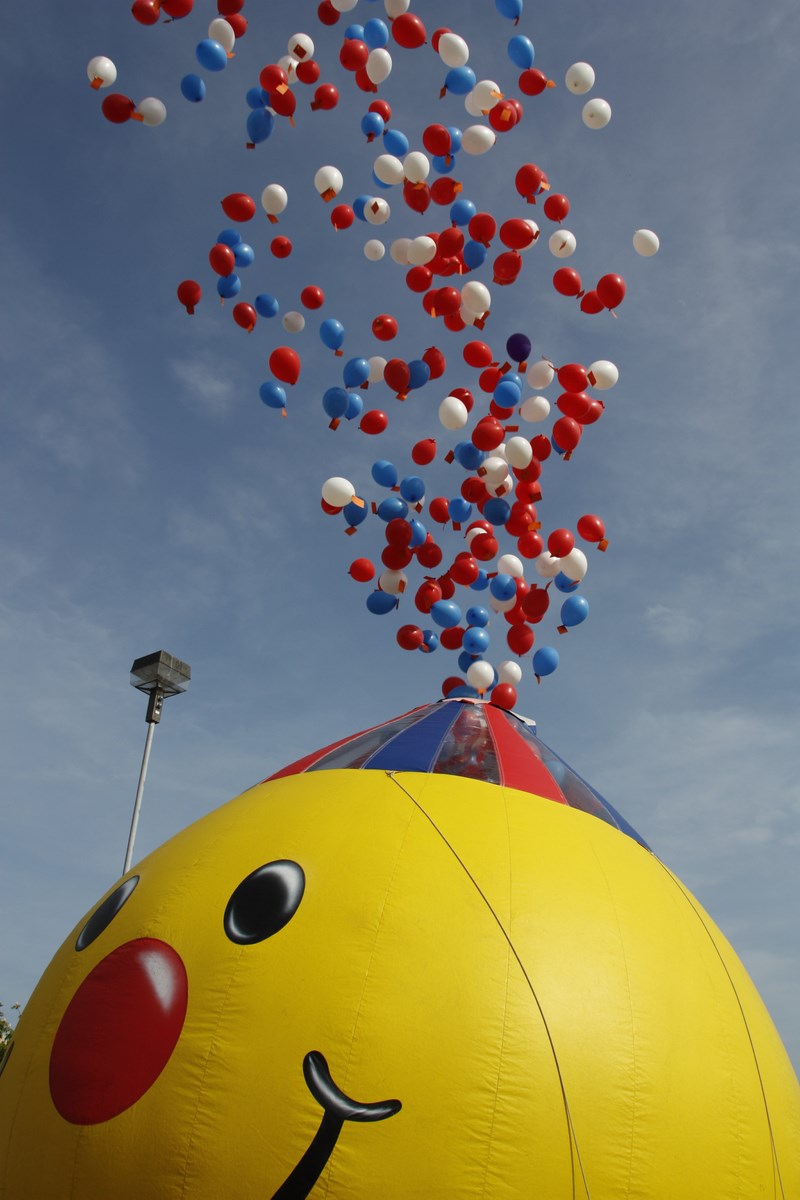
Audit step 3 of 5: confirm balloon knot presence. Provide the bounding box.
[90,77,102,90]
[557,625,567,635]
[598,539,609,552]
[546,79,556,88]
[267,213,278,224]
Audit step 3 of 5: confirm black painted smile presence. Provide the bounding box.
[270,1052,401,1200]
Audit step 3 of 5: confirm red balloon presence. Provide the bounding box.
[221,192,255,222]
[443,312,466,332]
[259,64,287,92]
[412,438,437,465]
[432,287,461,316]
[295,59,320,85]
[438,227,464,257]
[440,627,464,651]
[464,341,493,368]
[507,624,534,656]
[491,683,517,710]
[472,416,505,451]
[301,285,325,309]
[442,676,466,698]
[369,98,392,122]
[423,346,446,378]
[311,83,339,111]
[416,537,443,569]
[518,68,549,95]
[397,625,424,651]
[270,87,296,119]
[101,93,136,123]
[340,38,369,71]
[552,416,582,452]
[522,588,549,623]
[403,180,431,214]
[450,554,479,586]
[547,528,574,557]
[504,502,536,538]
[423,124,451,156]
[349,558,375,582]
[499,219,534,250]
[406,266,433,293]
[415,580,442,613]
[517,530,544,559]
[430,178,462,206]
[209,243,235,276]
[557,363,588,392]
[161,0,192,16]
[580,399,605,425]
[577,514,608,549]
[177,279,201,315]
[354,66,378,93]
[360,409,388,435]
[461,477,487,505]
[468,212,496,246]
[494,250,523,284]
[217,0,244,13]
[597,273,626,310]
[386,518,413,547]
[382,545,413,570]
[331,204,354,230]
[557,391,592,421]
[515,163,548,201]
[384,358,411,397]
[531,434,551,461]
[450,386,474,412]
[489,99,519,132]
[372,313,398,341]
[270,236,293,258]
[553,268,582,297]
[232,302,257,332]
[317,0,340,25]
[131,0,159,25]
[269,346,301,385]
[430,27,451,51]
[478,366,502,393]
[471,533,499,562]
[429,497,450,525]
[580,290,604,314]
[321,499,342,515]
[393,12,427,48]
[437,574,456,600]
[543,193,570,223]
[225,13,247,37]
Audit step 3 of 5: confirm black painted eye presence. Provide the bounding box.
[75,876,139,951]
[224,860,305,945]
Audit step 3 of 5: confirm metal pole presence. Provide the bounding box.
[123,719,157,875]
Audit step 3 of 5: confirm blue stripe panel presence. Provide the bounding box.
[363,701,462,773]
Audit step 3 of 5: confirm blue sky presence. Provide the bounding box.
[1,0,799,1073]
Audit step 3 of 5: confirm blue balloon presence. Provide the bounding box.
[371,171,393,192]
[319,318,345,352]
[508,35,535,68]
[383,128,409,156]
[180,74,206,103]
[233,242,254,268]
[363,17,389,47]
[493,378,521,409]
[217,227,242,248]
[554,572,580,593]
[466,606,490,628]
[483,497,511,526]
[421,630,439,653]
[432,155,454,175]
[322,387,349,420]
[407,359,431,390]
[463,627,490,656]
[408,518,427,547]
[371,459,398,488]
[377,496,408,522]
[504,370,524,391]
[343,500,368,527]
[259,381,286,411]
[245,86,265,110]
[458,650,478,674]
[448,497,472,524]
[443,66,476,95]
[400,476,425,504]
[254,293,279,318]
[361,112,385,140]
[447,684,480,699]
[345,391,364,421]
[352,195,371,222]
[490,573,517,602]
[463,239,487,270]
[506,332,532,363]
[344,23,365,39]
[496,0,523,19]
[560,595,589,628]
[533,646,559,679]
[450,197,477,226]
[196,39,227,72]
[216,274,241,299]
[366,591,398,616]
[454,441,486,471]
[470,570,490,591]
[246,108,274,145]
[431,600,462,629]
[343,357,370,388]
[447,126,463,153]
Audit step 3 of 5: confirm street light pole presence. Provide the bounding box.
[124,651,191,875]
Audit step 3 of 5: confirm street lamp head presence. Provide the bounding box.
[130,651,191,724]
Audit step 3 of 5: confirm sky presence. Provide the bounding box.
[1,0,798,1074]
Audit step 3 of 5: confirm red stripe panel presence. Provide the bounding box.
[484,705,568,805]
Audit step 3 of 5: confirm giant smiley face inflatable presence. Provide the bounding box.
[1,699,799,1198]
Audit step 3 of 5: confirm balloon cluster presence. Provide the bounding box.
[88,0,660,709]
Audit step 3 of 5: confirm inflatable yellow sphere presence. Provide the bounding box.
[1,701,798,1198]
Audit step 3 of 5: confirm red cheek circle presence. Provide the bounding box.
[49,938,188,1124]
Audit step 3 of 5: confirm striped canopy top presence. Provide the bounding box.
[268,698,649,849]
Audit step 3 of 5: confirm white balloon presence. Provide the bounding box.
[438,32,469,68]
[373,154,404,186]
[461,280,491,315]
[367,48,393,84]
[497,660,522,686]
[565,62,595,94]
[463,89,485,118]
[379,569,407,595]
[331,0,357,10]
[321,477,355,507]
[209,18,235,53]
[464,526,484,547]
[548,230,577,258]
[282,311,305,333]
[261,184,288,218]
[490,594,517,614]
[407,236,437,266]
[473,79,502,111]
[467,660,495,692]
[458,305,479,326]
[389,238,411,265]
[87,55,116,88]
[505,436,534,469]
[136,97,166,126]
[364,197,390,225]
[588,360,619,390]
[486,476,513,498]
[368,356,387,382]
[526,360,554,389]
[534,552,562,579]
[288,32,314,61]
[559,548,588,582]
[461,125,496,155]
[364,239,386,261]
[482,458,510,486]
[277,55,299,84]
[497,554,524,579]
[439,395,469,430]
[582,98,612,129]
[520,395,551,423]
[404,151,430,184]
[633,228,660,256]
[313,165,343,199]
[384,0,410,15]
